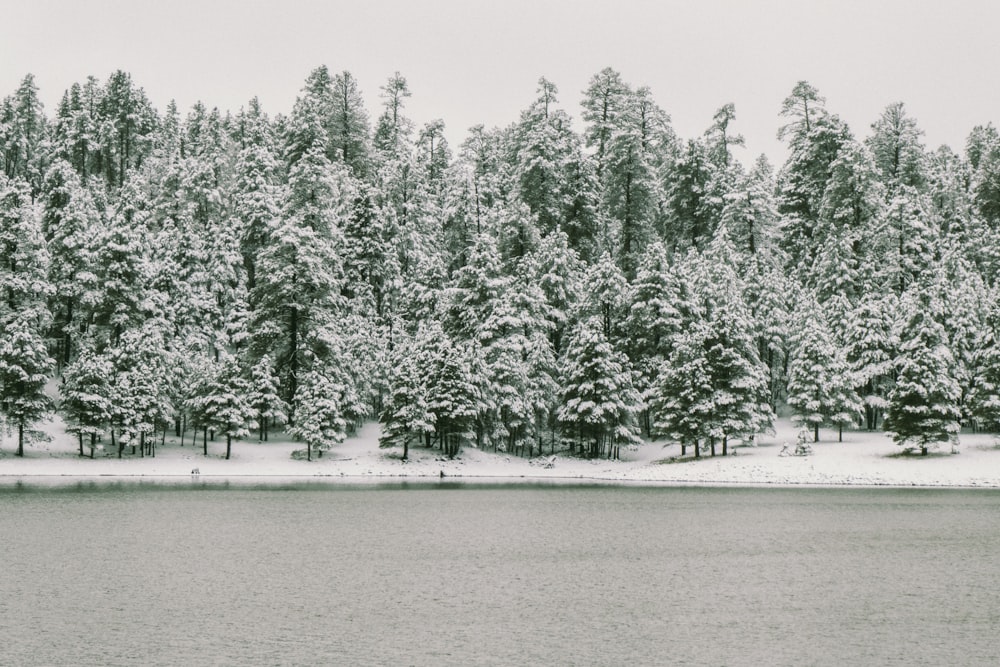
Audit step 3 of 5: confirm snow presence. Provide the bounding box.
[3,410,1000,489]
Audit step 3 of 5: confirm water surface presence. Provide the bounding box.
[2,484,997,666]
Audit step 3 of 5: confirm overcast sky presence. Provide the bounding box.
[2,0,998,166]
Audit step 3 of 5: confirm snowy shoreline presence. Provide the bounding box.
[3,414,999,490]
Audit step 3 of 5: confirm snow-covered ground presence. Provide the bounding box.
[3,409,1000,488]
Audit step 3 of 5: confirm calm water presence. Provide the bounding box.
[1,482,999,666]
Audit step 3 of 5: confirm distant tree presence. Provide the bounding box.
[199,356,256,460]
[786,294,862,442]
[884,289,961,455]
[0,317,53,456]
[61,339,113,456]
[247,354,287,441]
[330,71,371,177]
[557,317,641,459]
[290,368,346,461]
[379,335,435,460]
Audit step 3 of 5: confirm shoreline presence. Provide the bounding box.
[2,470,999,491]
[3,415,1000,491]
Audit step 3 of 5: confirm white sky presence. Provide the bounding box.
[2,0,998,166]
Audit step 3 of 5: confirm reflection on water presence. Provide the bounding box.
[2,485,999,666]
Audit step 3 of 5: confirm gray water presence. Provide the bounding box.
[1,483,998,666]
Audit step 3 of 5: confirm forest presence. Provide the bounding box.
[1,66,999,463]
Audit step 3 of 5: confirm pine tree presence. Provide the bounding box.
[884,290,961,455]
[41,160,101,363]
[290,368,346,461]
[426,337,484,458]
[843,293,898,430]
[379,335,435,460]
[61,339,113,457]
[0,317,53,456]
[651,321,715,457]
[557,317,641,459]
[199,356,256,460]
[786,294,861,442]
[247,354,287,441]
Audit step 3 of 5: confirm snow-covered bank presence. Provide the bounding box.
[2,414,1000,489]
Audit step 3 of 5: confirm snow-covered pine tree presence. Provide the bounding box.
[198,356,256,460]
[247,353,287,441]
[40,160,101,364]
[651,321,714,457]
[0,316,53,456]
[291,368,347,462]
[884,289,962,455]
[526,229,583,355]
[379,334,434,461]
[786,293,862,442]
[625,241,686,434]
[557,317,641,459]
[426,336,484,458]
[61,338,113,456]
[842,292,898,430]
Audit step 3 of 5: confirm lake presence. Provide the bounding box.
[1,482,998,666]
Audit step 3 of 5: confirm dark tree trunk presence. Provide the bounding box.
[203,428,208,456]
[722,435,728,456]
[226,435,231,460]
[814,423,819,443]
[90,433,96,459]
[402,438,409,461]
[710,438,716,457]
[288,306,299,421]
[78,432,84,457]
[839,424,843,442]
[17,421,24,457]
[921,446,928,456]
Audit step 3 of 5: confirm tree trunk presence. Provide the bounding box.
[402,438,409,461]
[710,438,716,457]
[307,440,312,462]
[921,446,928,456]
[681,441,687,456]
[90,433,96,459]
[839,424,843,442]
[139,432,145,458]
[288,306,298,423]
[17,421,24,457]
[722,435,728,456]
[814,423,819,443]
[203,427,208,456]
[78,432,84,457]
[226,435,231,460]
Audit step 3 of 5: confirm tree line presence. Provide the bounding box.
[1,68,999,461]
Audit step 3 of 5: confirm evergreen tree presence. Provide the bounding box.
[379,334,434,460]
[61,338,113,456]
[290,367,346,461]
[0,316,53,456]
[786,294,862,442]
[557,317,641,459]
[843,293,898,430]
[199,356,256,459]
[884,289,961,455]
[247,354,287,441]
